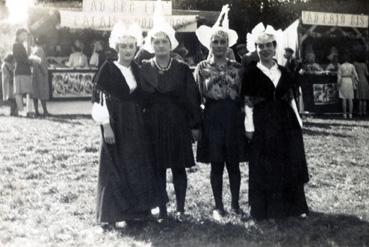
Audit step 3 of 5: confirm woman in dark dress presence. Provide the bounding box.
[140,18,202,222]
[13,28,35,116]
[241,25,309,221]
[91,22,159,229]
[194,5,248,221]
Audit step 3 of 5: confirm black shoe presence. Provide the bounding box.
[157,208,168,224]
[232,207,245,216]
[101,223,115,232]
[174,211,185,223]
[232,207,248,221]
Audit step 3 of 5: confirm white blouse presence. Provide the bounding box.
[244,62,303,132]
[113,61,137,93]
[91,62,137,125]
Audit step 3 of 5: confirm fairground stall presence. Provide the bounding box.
[28,0,217,99]
[296,11,368,113]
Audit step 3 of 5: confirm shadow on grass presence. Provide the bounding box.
[43,114,91,125]
[112,211,369,247]
[302,128,352,138]
[308,113,369,121]
[0,113,91,125]
[304,121,369,129]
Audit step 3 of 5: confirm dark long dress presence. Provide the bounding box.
[140,58,202,169]
[194,59,248,164]
[92,60,160,223]
[241,62,309,220]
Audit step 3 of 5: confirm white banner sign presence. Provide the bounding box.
[83,0,172,15]
[60,10,197,32]
[302,11,368,28]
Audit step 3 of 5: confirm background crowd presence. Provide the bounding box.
[1,28,50,117]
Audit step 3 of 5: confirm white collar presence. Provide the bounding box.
[257,61,281,88]
[114,61,131,70]
[113,61,136,93]
[257,61,278,72]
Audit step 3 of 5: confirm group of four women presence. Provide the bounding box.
[91,18,309,229]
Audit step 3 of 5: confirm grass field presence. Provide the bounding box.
[0,114,369,247]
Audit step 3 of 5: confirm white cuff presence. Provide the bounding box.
[244,105,255,132]
[91,94,110,125]
[291,98,303,128]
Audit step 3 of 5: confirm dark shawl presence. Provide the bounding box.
[91,59,141,103]
[241,61,300,107]
[140,58,202,129]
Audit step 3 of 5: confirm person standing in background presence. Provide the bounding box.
[66,41,88,68]
[283,47,297,73]
[235,43,247,63]
[353,58,369,116]
[31,36,50,117]
[326,54,340,72]
[13,28,37,117]
[337,54,358,119]
[1,53,17,116]
[89,40,106,68]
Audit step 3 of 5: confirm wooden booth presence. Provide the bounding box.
[29,0,216,99]
[297,11,369,113]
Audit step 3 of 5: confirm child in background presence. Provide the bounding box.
[1,53,17,116]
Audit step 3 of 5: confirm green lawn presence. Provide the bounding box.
[0,115,368,247]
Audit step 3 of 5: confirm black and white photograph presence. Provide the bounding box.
[0,0,369,246]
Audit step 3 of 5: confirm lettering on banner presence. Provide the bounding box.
[359,16,365,26]
[61,10,197,31]
[314,12,319,23]
[83,0,172,15]
[82,16,89,27]
[304,12,311,23]
[144,2,154,14]
[90,0,97,11]
[302,11,368,28]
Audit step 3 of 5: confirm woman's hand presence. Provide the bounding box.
[103,123,115,144]
[191,129,201,142]
[245,131,254,140]
[354,78,358,90]
[337,79,342,87]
